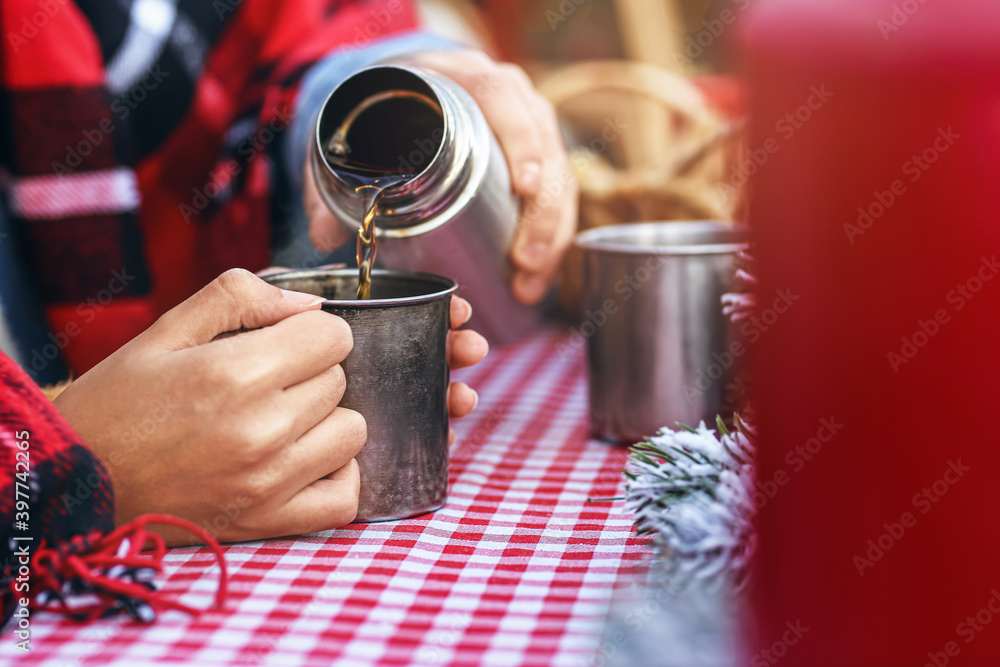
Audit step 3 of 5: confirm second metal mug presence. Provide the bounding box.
[576,222,748,443]
[263,268,455,522]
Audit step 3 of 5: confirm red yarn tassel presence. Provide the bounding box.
[19,514,227,623]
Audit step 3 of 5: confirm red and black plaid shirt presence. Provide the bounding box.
[1,0,418,375]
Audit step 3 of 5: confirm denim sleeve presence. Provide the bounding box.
[0,198,70,384]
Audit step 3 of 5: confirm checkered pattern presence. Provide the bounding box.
[6,329,652,666]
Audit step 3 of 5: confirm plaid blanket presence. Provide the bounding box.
[0,350,114,622]
[0,0,418,376]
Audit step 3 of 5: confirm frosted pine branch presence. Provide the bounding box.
[624,418,757,592]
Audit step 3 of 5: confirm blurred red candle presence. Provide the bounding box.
[744,0,1000,664]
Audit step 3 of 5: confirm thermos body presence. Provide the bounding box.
[311,65,540,344]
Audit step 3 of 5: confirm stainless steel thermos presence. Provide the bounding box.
[311,65,539,344]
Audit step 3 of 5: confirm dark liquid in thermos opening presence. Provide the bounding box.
[324,91,443,299]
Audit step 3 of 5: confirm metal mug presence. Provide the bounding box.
[311,65,539,345]
[576,222,748,443]
[263,268,455,522]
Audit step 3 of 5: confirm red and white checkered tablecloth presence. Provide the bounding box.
[6,329,652,667]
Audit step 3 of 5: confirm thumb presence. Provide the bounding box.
[152,269,325,349]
